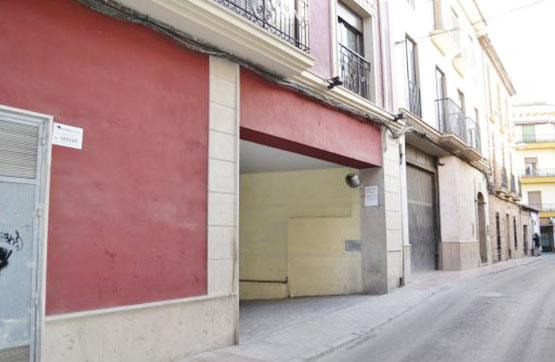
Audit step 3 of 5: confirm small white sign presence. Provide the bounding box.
[364,185,379,207]
[52,122,83,150]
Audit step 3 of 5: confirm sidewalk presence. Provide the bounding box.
[181,256,545,362]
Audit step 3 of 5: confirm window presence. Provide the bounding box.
[528,191,542,209]
[406,36,421,117]
[338,6,364,56]
[337,2,371,99]
[525,157,537,176]
[435,67,446,130]
[450,9,460,48]
[522,125,536,142]
[457,89,465,117]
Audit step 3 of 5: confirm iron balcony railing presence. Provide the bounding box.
[435,98,467,142]
[517,134,555,143]
[501,167,508,189]
[522,168,555,177]
[213,0,310,52]
[466,117,481,152]
[338,44,371,99]
[408,80,421,117]
[528,203,555,212]
[510,174,516,193]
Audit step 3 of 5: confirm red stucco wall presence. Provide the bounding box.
[0,0,209,314]
[240,70,382,168]
[310,0,332,78]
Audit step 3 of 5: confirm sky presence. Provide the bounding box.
[479,0,555,105]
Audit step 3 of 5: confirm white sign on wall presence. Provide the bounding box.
[52,122,83,150]
[364,185,379,207]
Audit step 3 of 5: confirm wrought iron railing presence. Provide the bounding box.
[517,134,555,143]
[501,167,508,189]
[435,98,467,142]
[408,80,421,117]
[466,117,481,152]
[522,168,555,177]
[213,0,310,52]
[338,44,371,99]
[528,203,555,212]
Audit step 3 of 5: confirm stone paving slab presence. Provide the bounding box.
[182,257,544,362]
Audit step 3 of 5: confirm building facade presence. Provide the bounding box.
[390,0,493,273]
[0,1,536,362]
[388,0,532,271]
[0,0,407,361]
[514,103,555,251]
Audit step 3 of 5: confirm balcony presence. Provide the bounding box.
[117,0,314,77]
[509,174,520,200]
[215,0,310,52]
[436,98,467,142]
[338,44,371,99]
[464,117,482,161]
[493,163,508,195]
[517,135,555,143]
[521,168,555,177]
[501,167,508,189]
[408,80,422,118]
[528,203,555,212]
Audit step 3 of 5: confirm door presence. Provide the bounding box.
[477,193,487,263]
[0,111,49,362]
[435,68,446,131]
[407,165,437,272]
[506,214,511,258]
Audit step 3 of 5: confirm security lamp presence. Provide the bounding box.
[345,173,360,188]
[392,113,405,122]
[327,76,344,90]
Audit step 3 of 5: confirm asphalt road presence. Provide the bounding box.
[317,254,555,362]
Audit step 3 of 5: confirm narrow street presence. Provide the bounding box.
[318,254,555,362]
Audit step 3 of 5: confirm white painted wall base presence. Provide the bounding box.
[43,295,237,362]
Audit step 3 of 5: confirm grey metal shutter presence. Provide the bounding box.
[0,119,39,179]
[0,345,30,362]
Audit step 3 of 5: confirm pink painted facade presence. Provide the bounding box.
[0,0,393,359]
[0,0,209,315]
[240,70,382,168]
[310,0,333,78]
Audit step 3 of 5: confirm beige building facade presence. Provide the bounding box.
[389,0,531,271]
[514,103,555,251]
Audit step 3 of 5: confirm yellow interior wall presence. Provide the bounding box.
[239,167,362,300]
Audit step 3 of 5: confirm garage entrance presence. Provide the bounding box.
[239,140,364,300]
[405,143,438,273]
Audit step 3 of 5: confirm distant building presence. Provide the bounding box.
[514,103,555,251]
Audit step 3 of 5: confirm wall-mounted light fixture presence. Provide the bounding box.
[327,76,343,90]
[392,113,404,122]
[345,173,360,188]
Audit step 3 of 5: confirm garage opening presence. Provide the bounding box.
[405,145,438,273]
[239,140,364,300]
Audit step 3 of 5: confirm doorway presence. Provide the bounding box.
[506,214,511,259]
[477,193,487,263]
[407,164,437,272]
[239,140,363,300]
[0,107,51,362]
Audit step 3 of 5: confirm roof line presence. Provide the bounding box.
[478,34,516,96]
